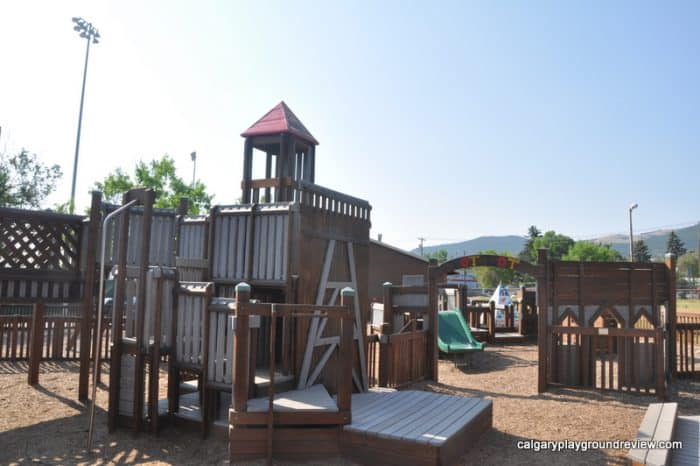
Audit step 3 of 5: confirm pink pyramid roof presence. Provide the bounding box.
[241,101,318,145]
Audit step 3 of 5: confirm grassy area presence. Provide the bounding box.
[678,298,700,314]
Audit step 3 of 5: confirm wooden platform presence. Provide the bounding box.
[224,387,493,464]
[342,389,492,466]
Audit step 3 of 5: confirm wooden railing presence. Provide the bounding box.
[0,303,112,362]
[549,326,665,399]
[677,322,699,379]
[296,180,371,222]
[230,285,355,428]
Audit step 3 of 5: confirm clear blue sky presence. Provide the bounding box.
[1,1,698,250]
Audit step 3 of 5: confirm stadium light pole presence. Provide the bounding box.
[69,17,100,214]
[190,151,197,187]
[628,203,638,261]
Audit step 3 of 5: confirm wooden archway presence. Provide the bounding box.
[427,252,547,382]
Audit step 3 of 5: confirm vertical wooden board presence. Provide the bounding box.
[207,312,216,380]
[215,312,225,382]
[225,315,234,384]
[177,295,185,361]
[274,216,284,280]
[212,217,223,279]
[231,215,241,279]
[192,297,201,364]
[220,215,231,278]
[266,215,276,280]
[183,295,192,362]
[236,216,247,279]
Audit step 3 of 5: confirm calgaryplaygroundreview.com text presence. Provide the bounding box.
[516,439,683,453]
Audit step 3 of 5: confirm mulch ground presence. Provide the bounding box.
[1,344,698,465]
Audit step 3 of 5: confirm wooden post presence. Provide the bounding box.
[488,301,496,342]
[655,328,666,400]
[337,288,354,418]
[79,191,102,401]
[28,302,45,385]
[133,189,154,434]
[537,248,549,393]
[150,271,164,434]
[427,258,439,382]
[382,282,393,334]
[265,152,272,202]
[665,253,677,380]
[241,138,253,203]
[233,282,251,412]
[108,192,131,432]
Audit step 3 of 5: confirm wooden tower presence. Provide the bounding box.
[240,101,318,203]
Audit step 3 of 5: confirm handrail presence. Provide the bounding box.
[87,199,137,448]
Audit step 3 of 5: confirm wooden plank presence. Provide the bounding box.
[348,391,431,433]
[401,396,480,444]
[298,239,335,389]
[428,399,491,446]
[375,392,454,439]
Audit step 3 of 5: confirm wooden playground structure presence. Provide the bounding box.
[0,102,696,464]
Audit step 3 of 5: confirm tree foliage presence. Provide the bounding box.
[94,155,213,214]
[632,239,651,262]
[472,250,519,288]
[519,225,541,262]
[531,230,575,260]
[678,252,699,283]
[425,249,448,263]
[562,241,624,262]
[0,149,62,209]
[666,231,687,257]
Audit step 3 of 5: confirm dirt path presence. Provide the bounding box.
[1,345,698,465]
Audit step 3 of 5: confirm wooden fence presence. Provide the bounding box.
[677,322,699,379]
[549,326,665,398]
[0,303,112,361]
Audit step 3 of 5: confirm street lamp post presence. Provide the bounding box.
[629,203,638,261]
[69,17,100,214]
[190,151,197,187]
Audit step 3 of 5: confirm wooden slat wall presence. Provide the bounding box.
[175,292,205,365]
[211,207,250,282]
[103,208,176,267]
[251,214,288,282]
[178,218,208,259]
[211,206,289,283]
[141,267,176,349]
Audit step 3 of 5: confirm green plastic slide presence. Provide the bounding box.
[437,309,485,353]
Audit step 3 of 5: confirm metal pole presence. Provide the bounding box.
[629,209,634,260]
[190,151,197,187]
[70,38,91,214]
[628,204,637,261]
[87,199,137,449]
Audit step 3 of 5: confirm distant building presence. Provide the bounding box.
[368,239,428,301]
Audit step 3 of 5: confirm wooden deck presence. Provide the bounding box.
[341,389,492,466]
[166,385,491,465]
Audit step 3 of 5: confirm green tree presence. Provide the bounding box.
[0,149,62,209]
[563,241,624,261]
[666,231,687,257]
[678,252,699,286]
[531,230,575,260]
[472,250,518,288]
[518,225,541,262]
[426,249,448,263]
[94,155,213,214]
[632,239,651,262]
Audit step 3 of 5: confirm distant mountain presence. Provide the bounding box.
[413,223,699,260]
[415,235,526,258]
[595,223,699,258]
